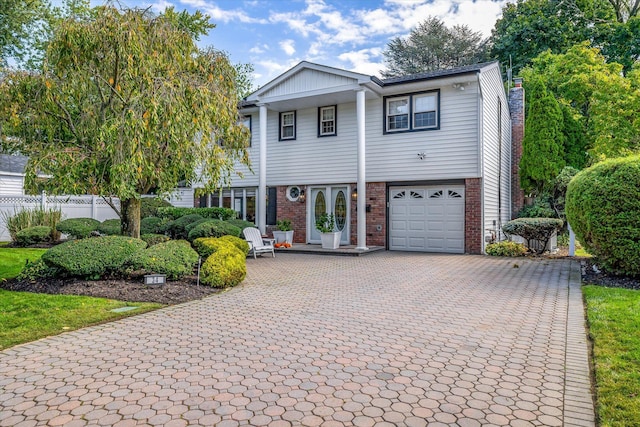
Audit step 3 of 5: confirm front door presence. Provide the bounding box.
[309,186,350,245]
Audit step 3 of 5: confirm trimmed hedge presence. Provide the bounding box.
[97,219,122,235]
[56,217,100,239]
[156,207,236,221]
[192,235,249,258]
[225,219,255,233]
[141,233,170,246]
[140,197,172,219]
[485,241,527,257]
[127,240,198,280]
[161,214,204,239]
[140,216,164,234]
[201,245,246,288]
[218,235,250,255]
[15,226,52,246]
[566,155,640,276]
[17,259,59,281]
[42,236,147,279]
[502,218,563,254]
[187,220,241,242]
[185,218,211,233]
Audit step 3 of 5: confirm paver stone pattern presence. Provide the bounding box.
[0,252,594,426]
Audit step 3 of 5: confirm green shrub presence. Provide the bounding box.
[485,241,527,257]
[0,207,62,242]
[15,226,53,246]
[157,207,236,221]
[515,197,556,219]
[160,214,204,239]
[218,235,250,255]
[185,218,211,233]
[41,236,147,279]
[566,155,640,276]
[187,220,241,242]
[140,197,172,219]
[141,233,170,246]
[17,259,59,281]
[97,219,122,235]
[225,219,255,233]
[192,237,226,258]
[502,218,563,254]
[140,216,164,234]
[127,240,198,280]
[56,217,100,239]
[200,246,246,288]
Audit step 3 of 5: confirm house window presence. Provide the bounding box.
[318,106,337,137]
[241,115,251,146]
[413,93,437,129]
[384,90,440,133]
[279,111,296,141]
[386,97,409,131]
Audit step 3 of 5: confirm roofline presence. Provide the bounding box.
[379,61,500,86]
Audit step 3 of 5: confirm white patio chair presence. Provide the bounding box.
[243,227,275,259]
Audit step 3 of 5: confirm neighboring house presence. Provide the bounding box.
[0,154,29,195]
[196,61,526,254]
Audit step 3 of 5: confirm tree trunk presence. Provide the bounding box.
[121,198,141,238]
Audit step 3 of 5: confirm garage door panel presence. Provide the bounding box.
[390,185,465,254]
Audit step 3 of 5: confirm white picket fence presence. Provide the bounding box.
[0,193,120,241]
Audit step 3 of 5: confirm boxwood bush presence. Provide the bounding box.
[15,226,53,246]
[156,207,236,221]
[566,155,640,276]
[97,219,122,235]
[141,233,170,246]
[192,235,249,258]
[218,235,250,255]
[56,218,100,239]
[160,214,204,239]
[17,259,59,281]
[201,244,246,288]
[41,236,147,279]
[187,220,241,242]
[140,216,164,234]
[140,197,172,218]
[485,241,527,257]
[502,218,563,254]
[127,240,198,280]
[225,219,255,234]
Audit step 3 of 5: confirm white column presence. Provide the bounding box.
[242,189,247,221]
[356,89,368,250]
[258,104,268,234]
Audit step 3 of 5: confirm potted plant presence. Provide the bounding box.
[273,219,294,245]
[315,213,341,249]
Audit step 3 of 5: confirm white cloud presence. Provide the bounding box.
[179,0,267,24]
[249,44,269,54]
[337,47,384,77]
[256,58,301,82]
[279,39,296,56]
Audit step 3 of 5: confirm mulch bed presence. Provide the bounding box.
[580,259,640,290]
[1,276,221,305]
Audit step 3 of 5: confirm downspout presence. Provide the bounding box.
[477,73,485,253]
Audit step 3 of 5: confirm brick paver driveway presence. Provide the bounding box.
[1,253,594,426]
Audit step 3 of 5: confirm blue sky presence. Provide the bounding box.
[84,0,509,87]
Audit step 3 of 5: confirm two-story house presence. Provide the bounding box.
[196,61,525,254]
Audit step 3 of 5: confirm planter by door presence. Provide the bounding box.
[320,231,341,249]
[273,230,294,244]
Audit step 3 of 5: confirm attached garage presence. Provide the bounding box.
[389,185,465,253]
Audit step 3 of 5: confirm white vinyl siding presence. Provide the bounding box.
[0,175,25,195]
[261,69,359,98]
[480,66,512,249]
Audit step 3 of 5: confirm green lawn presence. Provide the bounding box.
[0,246,163,350]
[584,285,640,426]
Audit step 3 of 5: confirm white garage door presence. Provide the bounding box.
[389,186,465,253]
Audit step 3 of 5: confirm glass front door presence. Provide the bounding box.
[309,186,350,244]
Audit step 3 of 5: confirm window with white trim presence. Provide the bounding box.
[386,97,409,131]
[413,93,437,129]
[384,90,440,133]
[318,106,336,137]
[279,111,296,140]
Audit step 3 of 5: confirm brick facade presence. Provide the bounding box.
[464,178,482,254]
[349,182,386,247]
[276,186,307,243]
[509,82,525,218]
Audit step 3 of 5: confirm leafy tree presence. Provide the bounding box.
[519,76,566,195]
[606,0,640,22]
[560,104,589,169]
[0,0,49,67]
[382,16,488,77]
[0,5,250,238]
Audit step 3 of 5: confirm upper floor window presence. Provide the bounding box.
[279,111,296,140]
[318,105,337,137]
[384,90,440,133]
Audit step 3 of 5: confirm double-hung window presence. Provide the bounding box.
[279,111,296,140]
[384,90,440,133]
[318,105,336,137]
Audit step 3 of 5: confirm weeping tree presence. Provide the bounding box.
[0,4,250,237]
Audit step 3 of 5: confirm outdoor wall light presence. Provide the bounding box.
[298,188,305,203]
[351,187,357,201]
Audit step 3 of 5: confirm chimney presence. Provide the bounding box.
[509,77,525,217]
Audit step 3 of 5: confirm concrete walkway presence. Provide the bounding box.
[0,253,594,426]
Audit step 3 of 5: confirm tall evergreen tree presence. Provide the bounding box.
[520,76,566,195]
